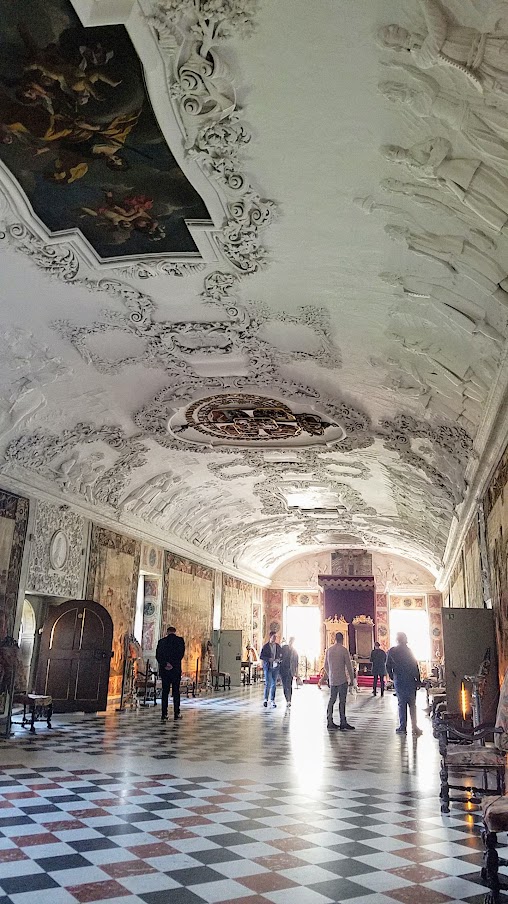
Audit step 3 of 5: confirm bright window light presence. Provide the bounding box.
[285,606,321,663]
[389,609,430,661]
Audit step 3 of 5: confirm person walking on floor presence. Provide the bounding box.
[324,631,356,731]
[280,636,299,708]
[370,641,387,697]
[156,626,185,723]
[260,631,282,708]
[386,632,423,736]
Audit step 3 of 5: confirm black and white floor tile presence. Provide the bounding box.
[0,684,502,904]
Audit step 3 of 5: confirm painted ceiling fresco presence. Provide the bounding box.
[0,0,212,260]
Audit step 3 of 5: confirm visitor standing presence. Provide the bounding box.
[156,626,185,723]
[324,631,355,731]
[260,631,282,708]
[370,641,387,697]
[280,636,299,707]
[386,632,423,736]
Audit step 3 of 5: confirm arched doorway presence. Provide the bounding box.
[36,600,113,712]
[17,600,36,693]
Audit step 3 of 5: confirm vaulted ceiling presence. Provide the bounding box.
[0,0,507,584]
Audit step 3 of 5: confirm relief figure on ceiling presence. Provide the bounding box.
[379,65,508,176]
[0,0,211,260]
[379,272,504,345]
[385,224,508,308]
[382,137,508,235]
[378,0,508,94]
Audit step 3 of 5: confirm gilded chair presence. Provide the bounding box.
[435,669,508,813]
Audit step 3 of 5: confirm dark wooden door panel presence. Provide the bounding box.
[37,601,113,713]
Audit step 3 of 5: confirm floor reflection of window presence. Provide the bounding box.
[389,609,430,661]
[285,606,321,668]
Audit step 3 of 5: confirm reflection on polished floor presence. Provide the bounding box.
[0,685,500,904]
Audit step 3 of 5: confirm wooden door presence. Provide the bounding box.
[37,600,113,713]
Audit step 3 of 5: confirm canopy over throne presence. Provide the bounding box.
[319,551,376,673]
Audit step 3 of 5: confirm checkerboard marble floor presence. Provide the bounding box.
[0,684,503,904]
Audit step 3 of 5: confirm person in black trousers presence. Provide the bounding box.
[156,626,185,723]
[370,641,387,697]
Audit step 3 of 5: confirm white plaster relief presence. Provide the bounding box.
[26,500,86,598]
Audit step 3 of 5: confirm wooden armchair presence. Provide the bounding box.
[435,669,508,813]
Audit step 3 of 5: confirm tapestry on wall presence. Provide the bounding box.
[86,526,140,696]
[162,553,213,678]
[0,489,29,638]
[221,575,254,656]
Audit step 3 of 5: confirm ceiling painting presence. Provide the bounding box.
[0,0,212,261]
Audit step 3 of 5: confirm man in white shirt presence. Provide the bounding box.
[324,631,355,731]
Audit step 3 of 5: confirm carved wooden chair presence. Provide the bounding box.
[207,652,231,691]
[435,669,508,813]
[134,659,160,707]
[479,673,508,903]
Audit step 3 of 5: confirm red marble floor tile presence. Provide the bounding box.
[387,887,453,904]
[102,859,157,878]
[189,804,223,814]
[397,832,445,846]
[90,799,119,807]
[148,773,176,780]
[268,837,317,852]
[254,853,304,870]
[53,775,80,783]
[0,801,14,809]
[69,808,110,819]
[70,770,100,774]
[228,779,257,785]
[151,828,196,841]
[215,898,272,904]
[127,842,178,858]
[11,832,59,847]
[394,848,447,864]
[238,873,297,893]
[389,865,448,883]
[4,791,40,800]
[42,820,86,832]
[171,815,213,826]
[278,823,323,836]
[132,780,164,788]
[0,848,29,862]
[66,879,130,902]
[26,782,61,790]
[118,789,147,797]
[204,794,236,803]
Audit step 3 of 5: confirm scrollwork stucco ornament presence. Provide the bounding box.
[145,0,275,274]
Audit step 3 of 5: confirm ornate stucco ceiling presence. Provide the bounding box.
[1,0,507,584]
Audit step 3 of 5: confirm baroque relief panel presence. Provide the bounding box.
[86,526,141,697]
[26,500,86,598]
[162,553,213,676]
[0,489,29,637]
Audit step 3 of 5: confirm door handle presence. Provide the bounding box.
[93,650,110,661]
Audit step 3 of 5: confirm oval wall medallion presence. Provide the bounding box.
[49,529,69,572]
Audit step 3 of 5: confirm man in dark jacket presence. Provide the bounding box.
[386,632,422,736]
[260,631,282,708]
[156,626,185,723]
[370,641,387,697]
